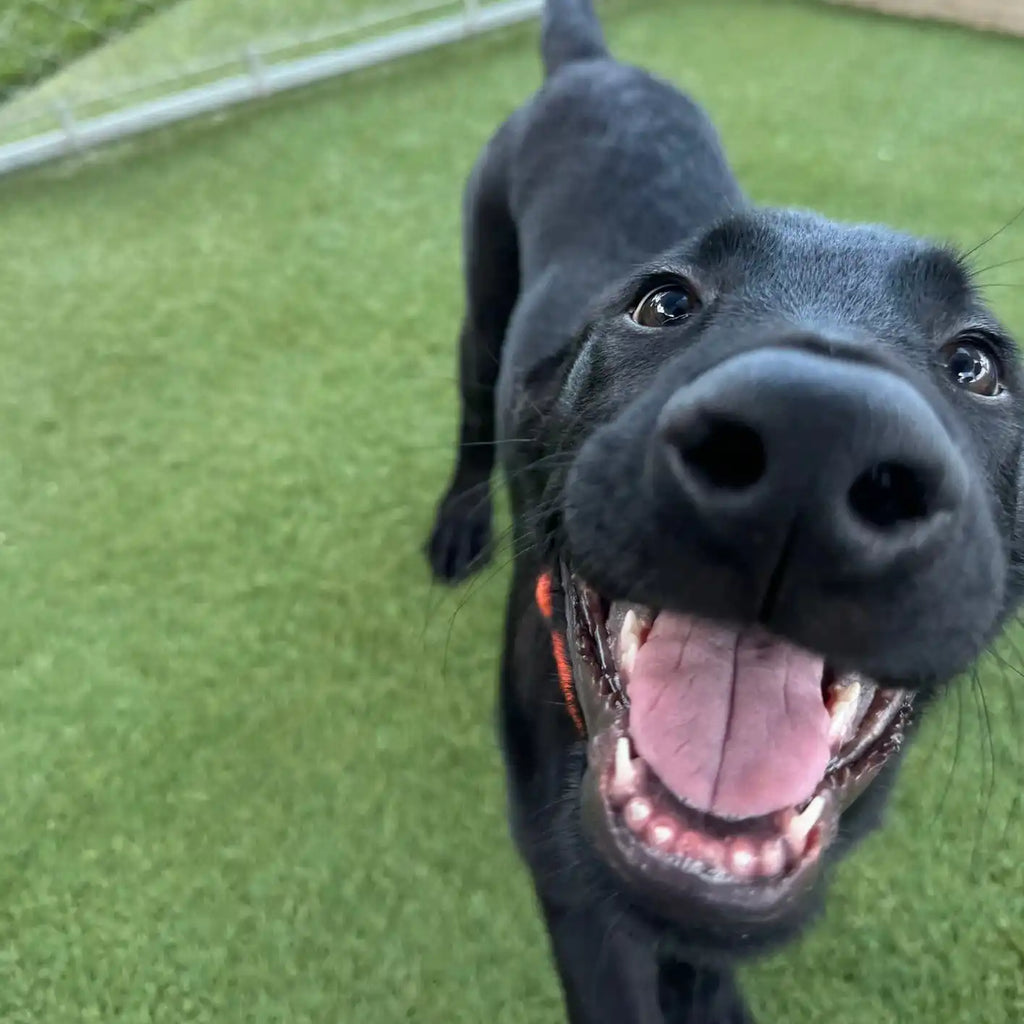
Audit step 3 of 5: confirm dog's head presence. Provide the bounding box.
[522,209,1024,953]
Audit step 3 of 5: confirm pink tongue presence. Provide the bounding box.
[627,612,830,819]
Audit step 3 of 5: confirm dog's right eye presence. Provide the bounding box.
[631,284,698,328]
[941,334,1004,397]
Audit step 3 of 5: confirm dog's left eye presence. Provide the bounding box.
[632,284,698,327]
[941,335,1004,397]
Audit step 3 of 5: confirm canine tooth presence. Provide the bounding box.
[647,818,677,851]
[610,736,644,802]
[615,735,632,777]
[827,679,862,747]
[620,609,640,643]
[624,797,653,833]
[785,796,826,858]
[621,639,638,676]
[759,838,787,878]
[619,610,642,676]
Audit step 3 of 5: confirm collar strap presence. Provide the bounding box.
[535,571,586,737]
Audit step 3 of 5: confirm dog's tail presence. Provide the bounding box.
[541,0,609,78]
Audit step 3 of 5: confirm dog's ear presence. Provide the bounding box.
[508,333,588,565]
[512,335,584,463]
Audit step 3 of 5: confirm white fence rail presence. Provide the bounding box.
[0,0,542,177]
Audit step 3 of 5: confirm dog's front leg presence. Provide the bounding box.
[656,958,755,1024]
[541,897,755,1024]
[539,898,664,1024]
[426,137,519,584]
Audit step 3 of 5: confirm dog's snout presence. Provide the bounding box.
[655,347,969,576]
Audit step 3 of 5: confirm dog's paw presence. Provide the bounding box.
[426,486,493,583]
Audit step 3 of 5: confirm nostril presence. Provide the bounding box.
[671,414,767,492]
[847,461,931,529]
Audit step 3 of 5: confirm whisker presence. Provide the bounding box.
[968,666,997,878]
[984,640,1024,845]
[421,518,516,641]
[436,527,546,683]
[962,204,1024,261]
[931,675,966,827]
[971,254,1024,277]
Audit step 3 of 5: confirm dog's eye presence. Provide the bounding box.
[632,284,698,328]
[941,336,1004,397]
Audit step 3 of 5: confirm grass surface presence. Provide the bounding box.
[0,0,178,101]
[1,1,1024,1021]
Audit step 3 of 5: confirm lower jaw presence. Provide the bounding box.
[578,700,912,935]
[579,734,835,938]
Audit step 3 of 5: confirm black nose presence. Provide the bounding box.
[655,347,968,579]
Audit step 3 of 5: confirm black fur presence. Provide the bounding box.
[426,3,1024,1020]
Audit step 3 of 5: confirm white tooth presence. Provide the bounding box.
[615,736,634,783]
[648,818,677,851]
[827,679,862,746]
[759,838,787,878]
[619,610,641,676]
[621,638,638,675]
[624,797,653,832]
[728,841,758,878]
[785,795,826,858]
[620,609,639,642]
[610,736,644,803]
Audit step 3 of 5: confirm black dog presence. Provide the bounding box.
[427,2,1024,1020]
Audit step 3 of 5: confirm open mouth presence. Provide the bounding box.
[561,565,914,920]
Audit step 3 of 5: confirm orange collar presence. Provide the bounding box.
[535,571,586,736]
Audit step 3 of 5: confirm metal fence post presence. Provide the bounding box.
[243,46,268,98]
[52,99,81,155]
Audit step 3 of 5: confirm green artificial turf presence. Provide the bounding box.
[0,0,179,101]
[1,1,1024,1021]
